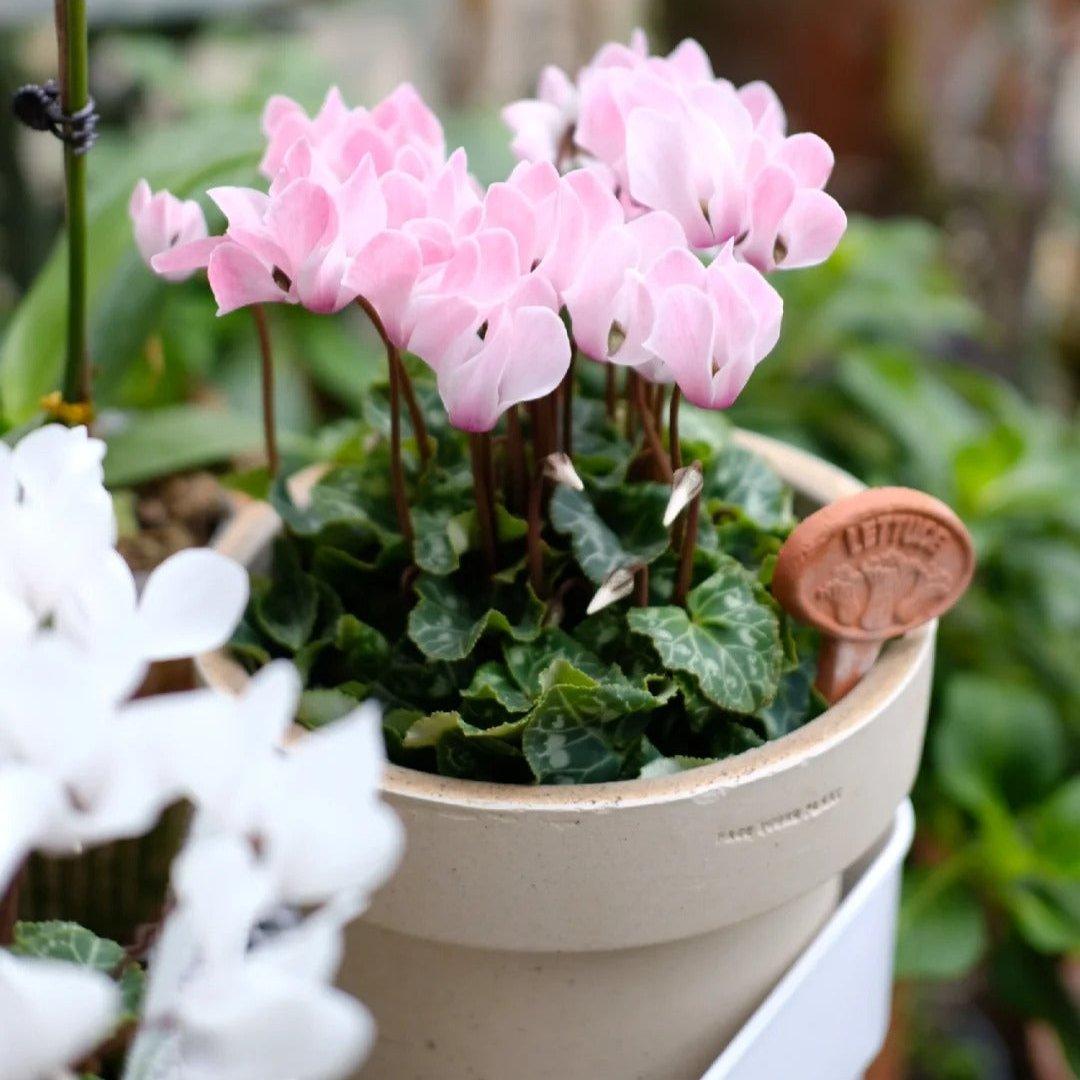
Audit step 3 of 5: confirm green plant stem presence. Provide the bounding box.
[250,305,279,477]
[469,433,497,573]
[673,461,702,607]
[57,0,91,408]
[634,376,673,482]
[669,386,682,472]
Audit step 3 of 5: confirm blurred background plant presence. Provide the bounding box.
[0,1,1076,1076]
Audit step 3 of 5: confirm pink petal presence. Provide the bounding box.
[624,211,686,268]
[739,164,797,272]
[207,243,287,315]
[470,228,523,303]
[776,189,847,269]
[262,94,304,135]
[643,246,706,290]
[208,186,269,234]
[407,295,482,374]
[129,179,151,220]
[438,330,506,433]
[294,241,352,314]
[312,86,349,140]
[381,170,428,228]
[482,183,537,272]
[267,179,337,272]
[562,227,637,361]
[777,133,835,189]
[345,230,423,347]
[503,100,564,163]
[498,306,572,411]
[150,237,223,281]
[738,81,786,142]
[625,108,711,247]
[537,65,576,112]
[666,38,713,82]
[643,284,716,408]
[339,123,395,177]
[336,156,388,253]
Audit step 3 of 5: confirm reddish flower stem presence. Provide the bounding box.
[634,377,673,482]
[505,405,528,513]
[355,295,431,467]
[527,467,545,597]
[386,343,415,548]
[673,461,703,607]
[605,364,617,422]
[561,354,575,457]
[669,386,682,472]
[470,433,497,573]
[624,369,638,441]
[634,563,650,607]
[250,304,279,477]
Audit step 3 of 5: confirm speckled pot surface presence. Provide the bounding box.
[198,432,935,1080]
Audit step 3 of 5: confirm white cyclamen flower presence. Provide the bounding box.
[132,836,375,1080]
[0,424,248,701]
[0,951,119,1080]
[125,661,404,906]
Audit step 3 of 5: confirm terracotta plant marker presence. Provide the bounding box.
[773,487,975,703]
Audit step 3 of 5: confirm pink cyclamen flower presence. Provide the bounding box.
[129,180,217,282]
[502,65,579,166]
[510,32,846,273]
[641,243,782,409]
[410,291,571,433]
[406,227,569,433]
[261,84,446,185]
[562,208,687,369]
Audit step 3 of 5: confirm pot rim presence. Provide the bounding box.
[197,429,934,814]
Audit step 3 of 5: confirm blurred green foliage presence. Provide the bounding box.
[730,218,1079,1073]
[0,25,1075,1074]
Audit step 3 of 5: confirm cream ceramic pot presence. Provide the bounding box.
[198,432,935,1080]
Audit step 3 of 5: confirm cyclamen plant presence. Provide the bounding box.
[0,428,402,1079]
[130,31,846,786]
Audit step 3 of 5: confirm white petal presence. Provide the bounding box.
[137,548,249,661]
[0,953,119,1080]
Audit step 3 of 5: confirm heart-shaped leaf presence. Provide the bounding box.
[628,557,783,714]
[407,575,544,661]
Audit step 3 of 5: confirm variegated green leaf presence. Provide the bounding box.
[703,443,794,532]
[548,482,670,584]
[407,575,544,661]
[628,557,783,714]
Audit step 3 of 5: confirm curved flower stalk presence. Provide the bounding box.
[504,28,846,272]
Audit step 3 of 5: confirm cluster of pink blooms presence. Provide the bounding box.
[132,32,845,430]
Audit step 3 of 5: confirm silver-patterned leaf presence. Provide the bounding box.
[628,557,783,714]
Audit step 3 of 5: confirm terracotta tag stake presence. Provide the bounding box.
[772,487,975,703]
